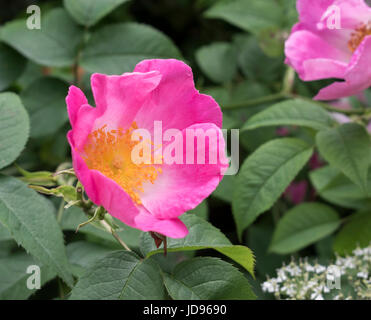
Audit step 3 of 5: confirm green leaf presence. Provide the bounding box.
[67,241,116,277]
[64,0,131,27]
[0,8,83,67]
[232,138,313,238]
[205,0,282,34]
[188,200,208,220]
[316,123,371,194]
[0,222,12,242]
[269,203,341,254]
[69,251,165,300]
[140,214,255,277]
[247,225,289,276]
[20,77,70,139]
[310,166,371,209]
[257,27,284,58]
[0,175,73,286]
[234,35,283,83]
[279,0,298,28]
[0,43,27,91]
[81,23,182,74]
[195,42,237,83]
[163,257,256,300]
[212,174,236,203]
[0,92,29,170]
[0,252,56,300]
[0,240,15,258]
[240,126,277,152]
[334,211,371,255]
[243,99,335,131]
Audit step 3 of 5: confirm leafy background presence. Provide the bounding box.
[0,0,370,300]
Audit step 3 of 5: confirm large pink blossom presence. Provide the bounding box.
[285,0,371,100]
[66,59,228,238]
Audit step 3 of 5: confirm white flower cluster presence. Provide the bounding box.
[262,244,371,300]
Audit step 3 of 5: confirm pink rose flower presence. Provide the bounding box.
[285,0,371,100]
[66,59,228,238]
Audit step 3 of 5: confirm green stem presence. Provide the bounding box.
[221,92,287,110]
[57,199,65,223]
[100,219,132,252]
[58,278,65,300]
[222,90,366,116]
[282,66,296,95]
[288,94,365,115]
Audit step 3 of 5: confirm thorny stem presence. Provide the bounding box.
[100,219,132,252]
[78,201,132,252]
[73,182,130,251]
[75,206,104,233]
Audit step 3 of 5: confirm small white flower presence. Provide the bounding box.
[305,264,315,272]
[315,265,326,274]
[277,269,287,281]
[354,248,363,256]
[356,271,368,279]
[262,280,280,293]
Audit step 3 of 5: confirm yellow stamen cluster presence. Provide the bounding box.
[82,122,162,205]
[348,22,371,53]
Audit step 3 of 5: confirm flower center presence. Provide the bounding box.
[82,122,161,205]
[348,22,371,53]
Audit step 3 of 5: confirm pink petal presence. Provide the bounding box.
[91,71,162,131]
[68,130,188,238]
[139,123,228,219]
[66,86,88,128]
[302,59,348,81]
[294,0,371,56]
[315,36,371,100]
[331,112,351,124]
[297,0,371,27]
[70,71,162,151]
[134,214,188,239]
[133,59,222,131]
[296,0,335,27]
[367,121,371,133]
[285,30,348,80]
[66,59,227,239]
[333,0,371,28]
[330,98,353,109]
[71,104,101,151]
